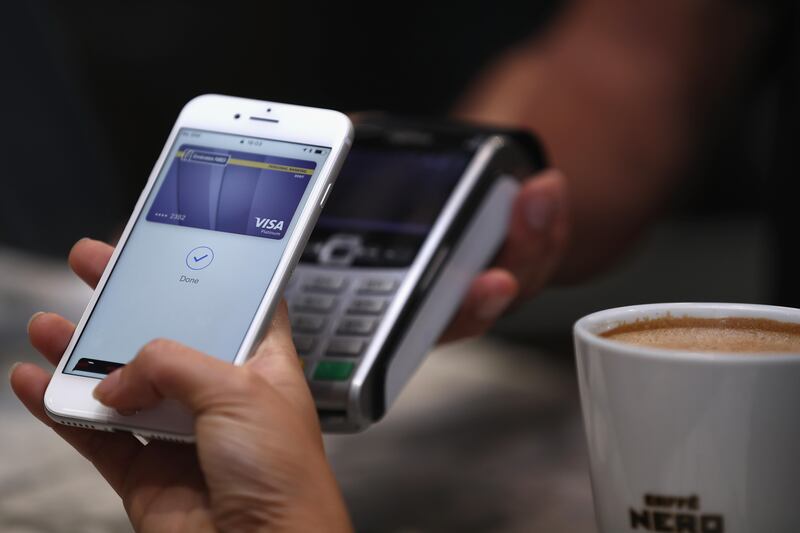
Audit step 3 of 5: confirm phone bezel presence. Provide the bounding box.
[44,94,353,439]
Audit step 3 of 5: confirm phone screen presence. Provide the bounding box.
[303,144,473,268]
[64,128,331,378]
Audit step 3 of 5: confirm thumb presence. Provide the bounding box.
[93,301,314,418]
[246,300,316,415]
[93,338,247,414]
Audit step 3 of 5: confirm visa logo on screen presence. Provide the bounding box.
[254,217,285,231]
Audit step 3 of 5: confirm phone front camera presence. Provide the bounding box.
[267,108,272,113]
[234,113,241,119]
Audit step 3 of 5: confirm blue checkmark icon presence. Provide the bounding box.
[186,246,214,270]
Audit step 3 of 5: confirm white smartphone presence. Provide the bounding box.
[44,94,353,441]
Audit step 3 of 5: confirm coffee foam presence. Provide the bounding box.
[601,316,800,353]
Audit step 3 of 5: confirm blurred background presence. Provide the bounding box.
[1,1,794,531]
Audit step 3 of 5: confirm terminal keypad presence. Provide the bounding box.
[286,266,405,409]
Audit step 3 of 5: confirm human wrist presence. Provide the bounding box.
[277,458,353,533]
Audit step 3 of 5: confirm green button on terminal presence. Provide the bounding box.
[313,361,354,381]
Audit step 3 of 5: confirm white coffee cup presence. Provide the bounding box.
[574,303,800,533]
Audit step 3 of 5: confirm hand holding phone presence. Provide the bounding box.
[13,275,352,532]
[43,95,353,440]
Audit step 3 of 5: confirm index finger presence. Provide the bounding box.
[68,238,115,289]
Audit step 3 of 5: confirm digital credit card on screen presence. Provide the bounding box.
[146,144,316,239]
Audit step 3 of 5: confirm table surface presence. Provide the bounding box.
[0,248,597,532]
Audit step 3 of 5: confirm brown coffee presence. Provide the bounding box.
[601,316,800,353]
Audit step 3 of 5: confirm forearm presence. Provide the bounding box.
[457,0,777,281]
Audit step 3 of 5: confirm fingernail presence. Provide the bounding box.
[27,312,45,334]
[524,192,557,231]
[8,362,22,381]
[93,368,123,402]
[476,294,515,321]
[72,237,90,250]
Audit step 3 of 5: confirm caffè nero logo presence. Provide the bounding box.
[630,493,724,532]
